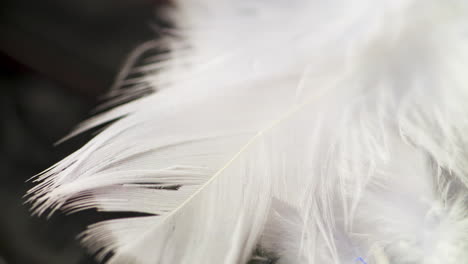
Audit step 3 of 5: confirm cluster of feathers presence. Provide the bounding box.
[27,1,468,263]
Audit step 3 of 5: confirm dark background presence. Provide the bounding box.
[0,1,167,263]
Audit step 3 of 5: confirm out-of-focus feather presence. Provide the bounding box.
[28,1,468,264]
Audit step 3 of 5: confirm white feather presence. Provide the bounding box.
[28,1,468,263]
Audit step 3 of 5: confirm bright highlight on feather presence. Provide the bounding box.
[27,1,468,264]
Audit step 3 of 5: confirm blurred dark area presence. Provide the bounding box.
[0,1,167,263]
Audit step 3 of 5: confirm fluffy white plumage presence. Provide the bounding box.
[27,1,468,263]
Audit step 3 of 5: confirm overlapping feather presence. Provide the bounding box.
[27,1,468,263]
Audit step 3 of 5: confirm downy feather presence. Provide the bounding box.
[27,1,468,263]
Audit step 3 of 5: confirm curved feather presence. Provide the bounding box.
[27,1,468,264]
